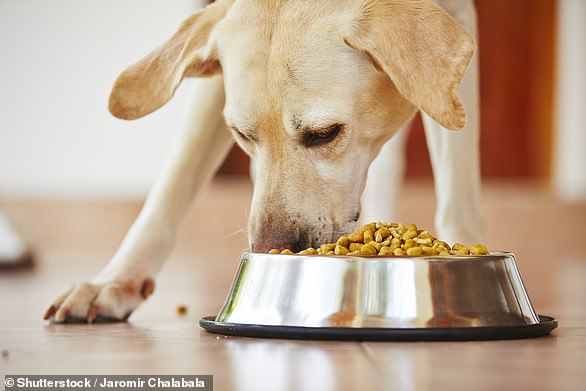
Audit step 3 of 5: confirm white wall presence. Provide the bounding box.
[0,0,205,198]
[553,0,586,202]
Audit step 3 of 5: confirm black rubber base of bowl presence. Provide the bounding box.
[199,315,557,341]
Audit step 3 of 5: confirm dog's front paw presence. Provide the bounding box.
[43,278,155,323]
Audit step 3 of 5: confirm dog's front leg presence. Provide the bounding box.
[360,123,410,226]
[44,76,232,323]
[423,0,484,245]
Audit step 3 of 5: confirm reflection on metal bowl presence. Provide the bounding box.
[214,252,540,328]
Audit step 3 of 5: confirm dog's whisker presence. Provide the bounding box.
[224,229,245,240]
[224,224,248,240]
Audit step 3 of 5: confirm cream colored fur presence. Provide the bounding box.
[45,0,478,323]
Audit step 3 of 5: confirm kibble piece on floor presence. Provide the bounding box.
[176,305,188,316]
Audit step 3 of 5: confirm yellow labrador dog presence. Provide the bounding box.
[44,0,482,323]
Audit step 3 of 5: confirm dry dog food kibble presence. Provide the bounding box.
[176,304,188,316]
[269,222,490,256]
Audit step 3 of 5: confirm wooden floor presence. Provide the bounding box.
[1,178,585,390]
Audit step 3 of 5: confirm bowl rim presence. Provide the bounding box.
[240,250,515,263]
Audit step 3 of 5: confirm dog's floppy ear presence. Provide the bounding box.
[345,0,475,130]
[109,0,231,120]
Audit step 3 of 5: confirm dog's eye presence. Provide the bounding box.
[302,124,343,147]
[229,126,255,143]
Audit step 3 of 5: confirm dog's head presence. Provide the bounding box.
[109,0,474,252]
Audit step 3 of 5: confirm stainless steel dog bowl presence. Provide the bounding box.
[200,252,556,340]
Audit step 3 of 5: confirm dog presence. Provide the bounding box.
[44,0,483,323]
